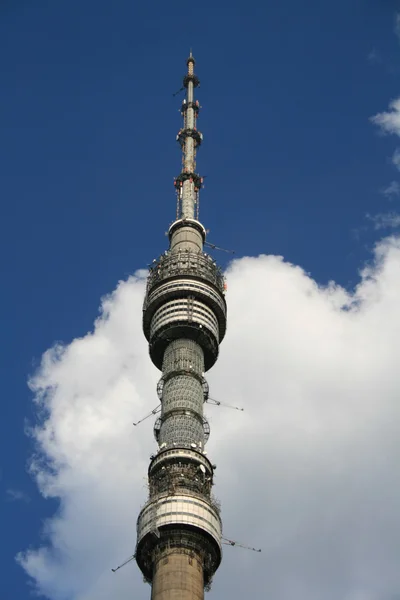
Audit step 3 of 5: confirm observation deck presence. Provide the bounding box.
[143,249,227,371]
[136,493,222,586]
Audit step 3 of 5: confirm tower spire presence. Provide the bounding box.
[174,52,203,220]
[135,56,227,600]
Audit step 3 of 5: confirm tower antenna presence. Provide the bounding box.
[207,397,244,411]
[132,398,243,430]
[111,554,135,573]
[205,241,235,254]
[222,537,262,552]
[132,405,161,426]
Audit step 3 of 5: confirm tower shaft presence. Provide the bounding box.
[136,55,227,599]
[151,550,204,600]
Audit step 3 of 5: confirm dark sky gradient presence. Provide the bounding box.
[1,1,400,598]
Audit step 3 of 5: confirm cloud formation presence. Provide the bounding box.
[18,238,400,600]
[367,211,400,229]
[6,489,30,503]
[371,98,400,137]
[381,180,400,198]
[371,102,400,174]
[392,148,400,172]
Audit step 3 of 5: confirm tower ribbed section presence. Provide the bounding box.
[158,340,205,448]
[136,54,226,599]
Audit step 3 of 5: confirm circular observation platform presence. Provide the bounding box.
[136,495,222,585]
[143,250,227,371]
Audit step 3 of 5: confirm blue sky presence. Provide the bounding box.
[2,1,400,599]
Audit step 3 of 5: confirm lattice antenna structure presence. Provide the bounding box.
[135,54,228,600]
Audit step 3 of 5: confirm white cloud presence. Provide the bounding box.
[392,152,400,176]
[370,101,400,173]
[392,148,400,172]
[381,180,400,198]
[17,238,400,600]
[6,488,30,503]
[367,211,400,229]
[371,98,400,136]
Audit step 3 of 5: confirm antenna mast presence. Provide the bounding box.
[174,52,203,221]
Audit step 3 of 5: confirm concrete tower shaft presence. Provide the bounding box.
[136,54,226,599]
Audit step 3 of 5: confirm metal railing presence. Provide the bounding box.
[146,250,225,294]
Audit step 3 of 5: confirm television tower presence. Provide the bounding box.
[135,53,227,599]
